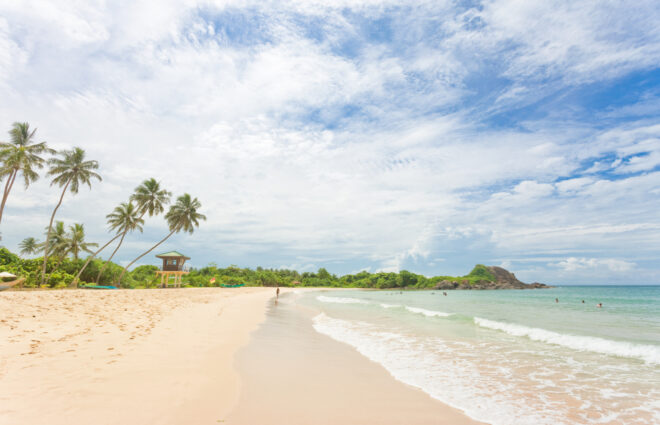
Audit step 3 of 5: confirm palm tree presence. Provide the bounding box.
[19,237,41,257]
[131,178,172,217]
[72,178,170,286]
[63,223,98,261]
[117,194,205,285]
[40,148,101,285]
[42,221,69,276]
[0,122,54,225]
[94,202,144,284]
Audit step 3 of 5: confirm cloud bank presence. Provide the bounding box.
[1,0,659,283]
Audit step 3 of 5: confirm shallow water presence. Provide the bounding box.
[304,287,660,425]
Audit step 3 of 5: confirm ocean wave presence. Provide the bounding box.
[474,317,660,365]
[312,313,562,425]
[380,303,400,309]
[405,306,452,317]
[316,295,370,304]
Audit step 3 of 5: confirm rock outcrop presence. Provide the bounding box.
[433,266,550,290]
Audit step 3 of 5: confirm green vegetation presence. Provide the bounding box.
[1,121,490,291]
[0,245,493,290]
[0,121,205,287]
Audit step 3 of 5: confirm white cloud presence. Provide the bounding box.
[0,1,659,282]
[551,257,636,272]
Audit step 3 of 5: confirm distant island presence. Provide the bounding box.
[0,247,548,290]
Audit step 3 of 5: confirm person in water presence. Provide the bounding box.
[443,292,447,296]
[555,298,559,303]
[582,300,585,303]
[597,303,602,308]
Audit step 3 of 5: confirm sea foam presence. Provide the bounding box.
[312,313,562,425]
[316,295,369,304]
[474,317,660,365]
[405,306,452,317]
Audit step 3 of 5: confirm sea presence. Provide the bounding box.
[296,286,660,425]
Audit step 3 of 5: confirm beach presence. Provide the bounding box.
[0,287,270,424]
[0,287,480,425]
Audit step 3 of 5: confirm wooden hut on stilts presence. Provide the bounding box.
[155,251,190,288]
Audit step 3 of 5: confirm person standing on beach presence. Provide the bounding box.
[276,286,280,299]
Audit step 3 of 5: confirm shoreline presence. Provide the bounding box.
[227,289,485,425]
[2,287,486,425]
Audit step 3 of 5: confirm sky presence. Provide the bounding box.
[1,0,659,284]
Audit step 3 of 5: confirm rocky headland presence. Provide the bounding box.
[433,266,550,290]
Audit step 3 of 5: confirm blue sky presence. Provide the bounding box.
[1,0,659,284]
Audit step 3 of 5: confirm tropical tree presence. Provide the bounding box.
[42,221,69,275]
[72,178,170,286]
[62,223,98,260]
[117,194,205,285]
[0,122,54,225]
[18,237,41,257]
[40,148,101,285]
[131,178,172,218]
[94,202,144,283]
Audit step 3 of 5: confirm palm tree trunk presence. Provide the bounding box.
[40,179,71,285]
[71,232,123,287]
[96,210,148,285]
[0,168,18,225]
[95,231,126,284]
[117,230,175,286]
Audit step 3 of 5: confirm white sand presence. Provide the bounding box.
[0,287,272,425]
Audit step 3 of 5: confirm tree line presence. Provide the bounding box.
[0,121,205,287]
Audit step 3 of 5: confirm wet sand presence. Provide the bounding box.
[226,290,484,425]
[1,287,485,425]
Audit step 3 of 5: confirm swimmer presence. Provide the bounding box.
[597,303,602,308]
[555,298,559,303]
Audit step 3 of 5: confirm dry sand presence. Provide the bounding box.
[0,287,272,425]
[1,287,485,425]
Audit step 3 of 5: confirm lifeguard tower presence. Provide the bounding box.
[155,251,190,288]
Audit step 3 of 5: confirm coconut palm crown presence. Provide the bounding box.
[19,237,41,257]
[130,178,171,218]
[64,223,98,260]
[107,202,145,235]
[165,194,206,234]
[48,147,102,193]
[0,122,55,224]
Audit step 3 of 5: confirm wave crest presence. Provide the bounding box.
[474,317,660,364]
[316,295,369,304]
[405,306,452,317]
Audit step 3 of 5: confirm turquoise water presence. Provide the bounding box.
[301,286,660,425]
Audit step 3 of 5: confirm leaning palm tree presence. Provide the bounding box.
[117,194,205,285]
[40,148,101,285]
[93,178,171,282]
[0,122,54,225]
[19,237,41,257]
[72,178,170,286]
[94,202,144,284]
